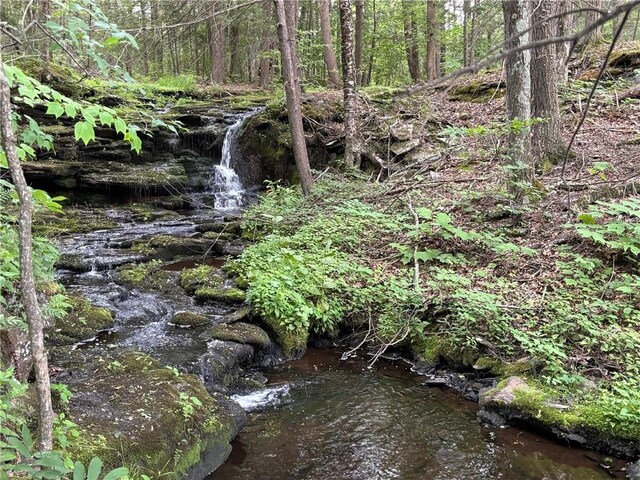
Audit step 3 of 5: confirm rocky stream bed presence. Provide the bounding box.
[29,103,640,479]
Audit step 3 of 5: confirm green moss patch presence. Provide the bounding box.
[67,351,237,479]
[209,322,271,347]
[113,260,174,292]
[170,311,209,327]
[47,295,114,345]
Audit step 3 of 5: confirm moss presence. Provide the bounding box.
[261,318,308,359]
[170,311,209,327]
[35,208,117,237]
[113,260,174,292]
[202,231,235,241]
[416,335,477,368]
[179,265,224,293]
[209,322,271,347]
[195,287,246,303]
[125,203,181,223]
[67,351,235,479]
[449,79,505,103]
[48,295,114,345]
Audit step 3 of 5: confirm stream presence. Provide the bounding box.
[210,349,623,480]
[49,107,630,479]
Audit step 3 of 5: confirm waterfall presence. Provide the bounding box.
[208,109,260,210]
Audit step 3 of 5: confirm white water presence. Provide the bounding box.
[231,384,291,412]
[209,109,260,210]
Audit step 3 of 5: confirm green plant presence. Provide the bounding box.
[575,198,640,256]
[176,392,202,421]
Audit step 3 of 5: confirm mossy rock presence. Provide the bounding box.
[449,79,505,103]
[132,235,216,260]
[179,265,225,293]
[47,296,114,345]
[195,287,246,304]
[260,317,308,360]
[125,203,181,223]
[113,260,174,292]
[202,231,235,241]
[170,311,209,328]
[35,208,118,237]
[67,351,243,479]
[608,48,640,69]
[195,221,243,236]
[209,322,271,347]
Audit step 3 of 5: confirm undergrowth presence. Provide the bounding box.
[234,174,640,442]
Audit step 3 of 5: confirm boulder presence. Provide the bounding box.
[209,322,271,347]
[170,311,209,328]
[200,340,255,394]
[390,139,420,156]
[391,123,414,141]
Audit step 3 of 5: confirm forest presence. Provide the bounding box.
[1,0,640,479]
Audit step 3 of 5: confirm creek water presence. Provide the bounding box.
[209,348,624,480]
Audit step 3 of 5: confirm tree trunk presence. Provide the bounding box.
[260,0,274,88]
[556,0,573,84]
[470,0,478,66]
[210,2,226,84]
[463,0,470,67]
[402,0,420,82]
[426,0,438,80]
[339,0,359,168]
[319,0,342,88]
[584,0,604,45]
[0,51,54,452]
[531,0,564,166]
[273,0,314,195]
[503,0,532,200]
[229,21,241,79]
[354,0,364,85]
[363,0,377,86]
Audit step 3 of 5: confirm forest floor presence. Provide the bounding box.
[231,54,640,462]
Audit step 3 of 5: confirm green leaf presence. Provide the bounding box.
[578,213,596,225]
[113,118,127,135]
[64,103,78,118]
[74,121,96,146]
[73,461,86,480]
[102,467,130,480]
[98,111,114,126]
[45,101,65,118]
[6,436,31,458]
[414,249,442,262]
[0,151,7,168]
[103,36,120,48]
[86,457,102,480]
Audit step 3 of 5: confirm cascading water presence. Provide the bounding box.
[209,109,262,210]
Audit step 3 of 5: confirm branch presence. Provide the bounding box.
[396,0,640,98]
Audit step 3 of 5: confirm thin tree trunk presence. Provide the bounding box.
[0,50,54,452]
[470,0,478,65]
[210,1,226,83]
[463,0,470,67]
[556,0,574,83]
[260,0,274,88]
[339,0,359,168]
[426,0,438,80]
[363,0,377,86]
[531,0,564,165]
[584,0,604,45]
[273,0,314,195]
[229,21,241,78]
[319,0,342,87]
[503,0,532,200]
[402,0,420,82]
[354,0,364,85]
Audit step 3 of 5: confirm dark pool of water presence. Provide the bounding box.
[209,349,625,480]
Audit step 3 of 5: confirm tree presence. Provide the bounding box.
[339,0,360,168]
[584,0,605,45]
[0,51,55,452]
[402,0,420,83]
[273,0,314,195]
[503,0,532,200]
[531,0,565,165]
[556,0,574,84]
[260,0,275,88]
[354,0,364,85]
[426,0,438,80]
[319,0,342,88]
[210,1,226,84]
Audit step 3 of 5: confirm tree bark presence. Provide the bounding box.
[556,0,573,84]
[354,0,364,85]
[463,0,470,67]
[319,0,342,88]
[503,0,532,200]
[260,0,274,88]
[402,0,420,82]
[229,21,241,78]
[210,1,226,84]
[339,0,359,168]
[362,0,377,86]
[531,0,564,165]
[426,0,438,80]
[470,0,478,66]
[273,0,314,195]
[0,50,54,452]
[584,0,605,45]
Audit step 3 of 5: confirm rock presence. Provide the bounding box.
[196,221,243,236]
[196,286,246,304]
[627,460,640,480]
[478,408,507,427]
[210,322,271,347]
[65,351,241,479]
[391,123,414,141]
[390,139,420,156]
[170,311,209,328]
[223,305,252,323]
[404,147,435,163]
[47,296,114,346]
[179,265,224,293]
[480,376,529,405]
[200,340,255,393]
